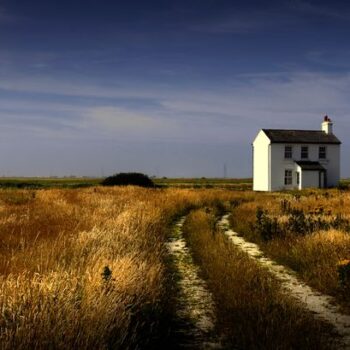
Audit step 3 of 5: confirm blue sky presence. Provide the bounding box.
[1,0,350,177]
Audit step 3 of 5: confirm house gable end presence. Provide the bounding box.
[253,129,271,146]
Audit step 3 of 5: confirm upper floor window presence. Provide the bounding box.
[284,146,292,159]
[301,146,308,159]
[284,170,293,185]
[319,146,326,159]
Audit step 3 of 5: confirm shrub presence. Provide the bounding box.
[338,260,350,291]
[255,207,281,241]
[286,208,310,235]
[101,173,155,188]
[254,207,345,240]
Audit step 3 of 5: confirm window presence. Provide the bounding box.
[301,146,308,159]
[284,145,292,159]
[284,170,293,185]
[319,146,326,159]
[296,172,300,185]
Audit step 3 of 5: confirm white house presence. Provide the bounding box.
[253,116,341,191]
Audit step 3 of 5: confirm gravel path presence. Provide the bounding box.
[166,217,221,349]
[219,214,350,349]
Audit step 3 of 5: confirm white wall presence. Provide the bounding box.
[321,144,340,187]
[253,131,270,191]
[269,143,340,190]
[270,144,297,191]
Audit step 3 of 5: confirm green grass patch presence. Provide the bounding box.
[0,177,101,189]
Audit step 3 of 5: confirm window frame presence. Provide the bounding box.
[284,145,293,159]
[284,169,293,186]
[319,146,326,160]
[301,146,309,159]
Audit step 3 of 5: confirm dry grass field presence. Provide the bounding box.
[229,189,350,309]
[0,187,236,349]
[0,185,349,349]
[182,208,336,349]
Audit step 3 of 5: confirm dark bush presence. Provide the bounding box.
[101,173,155,188]
[255,205,350,241]
[255,207,281,241]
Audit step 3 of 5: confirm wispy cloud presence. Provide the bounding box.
[1,68,350,176]
[190,10,296,34]
[0,75,159,100]
[1,63,350,147]
[190,1,350,35]
[84,106,177,135]
[306,50,350,69]
[289,0,350,21]
[0,99,84,138]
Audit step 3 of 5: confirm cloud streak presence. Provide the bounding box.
[1,69,350,147]
[190,9,297,34]
[190,1,350,35]
[289,0,350,21]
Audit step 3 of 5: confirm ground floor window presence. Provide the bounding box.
[284,170,293,185]
[296,172,300,185]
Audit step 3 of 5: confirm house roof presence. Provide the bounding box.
[295,161,326,171]
[262,129,341,144]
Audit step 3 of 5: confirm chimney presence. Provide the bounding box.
[322,115,333,134]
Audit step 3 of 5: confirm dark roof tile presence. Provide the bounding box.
[262,129,341,144]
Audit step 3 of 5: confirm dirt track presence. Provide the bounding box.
[219,214,350,349]
[166,217,221,349]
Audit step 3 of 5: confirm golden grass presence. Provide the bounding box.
[229,189,350,308]
[0,187,238,349]
[266,229,350,296]
[2,186,348,348]
[182,209,336,349]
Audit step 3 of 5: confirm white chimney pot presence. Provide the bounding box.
[322,116,333,134]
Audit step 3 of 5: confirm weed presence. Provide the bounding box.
[338,260,350,291]
[101,266,112,282]
[255,207,281,241]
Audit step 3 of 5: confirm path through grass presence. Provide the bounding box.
[219,213,350,348]
[166,217,221,349]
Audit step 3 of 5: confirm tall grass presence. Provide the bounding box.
[183,208,337,349]
[229,190,350,309]
[1,186,347,348]
[0,187,238,349]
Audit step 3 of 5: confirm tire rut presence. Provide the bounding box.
[166,216,222,349]
[219,213,350,349]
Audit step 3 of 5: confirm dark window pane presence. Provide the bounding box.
[285,146,292,159]
[284,170,292,185]
[319,146,326,159]
[301,146,308,159]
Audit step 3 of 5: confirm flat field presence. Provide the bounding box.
[0,177,253,190]
[0,185,349,349]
